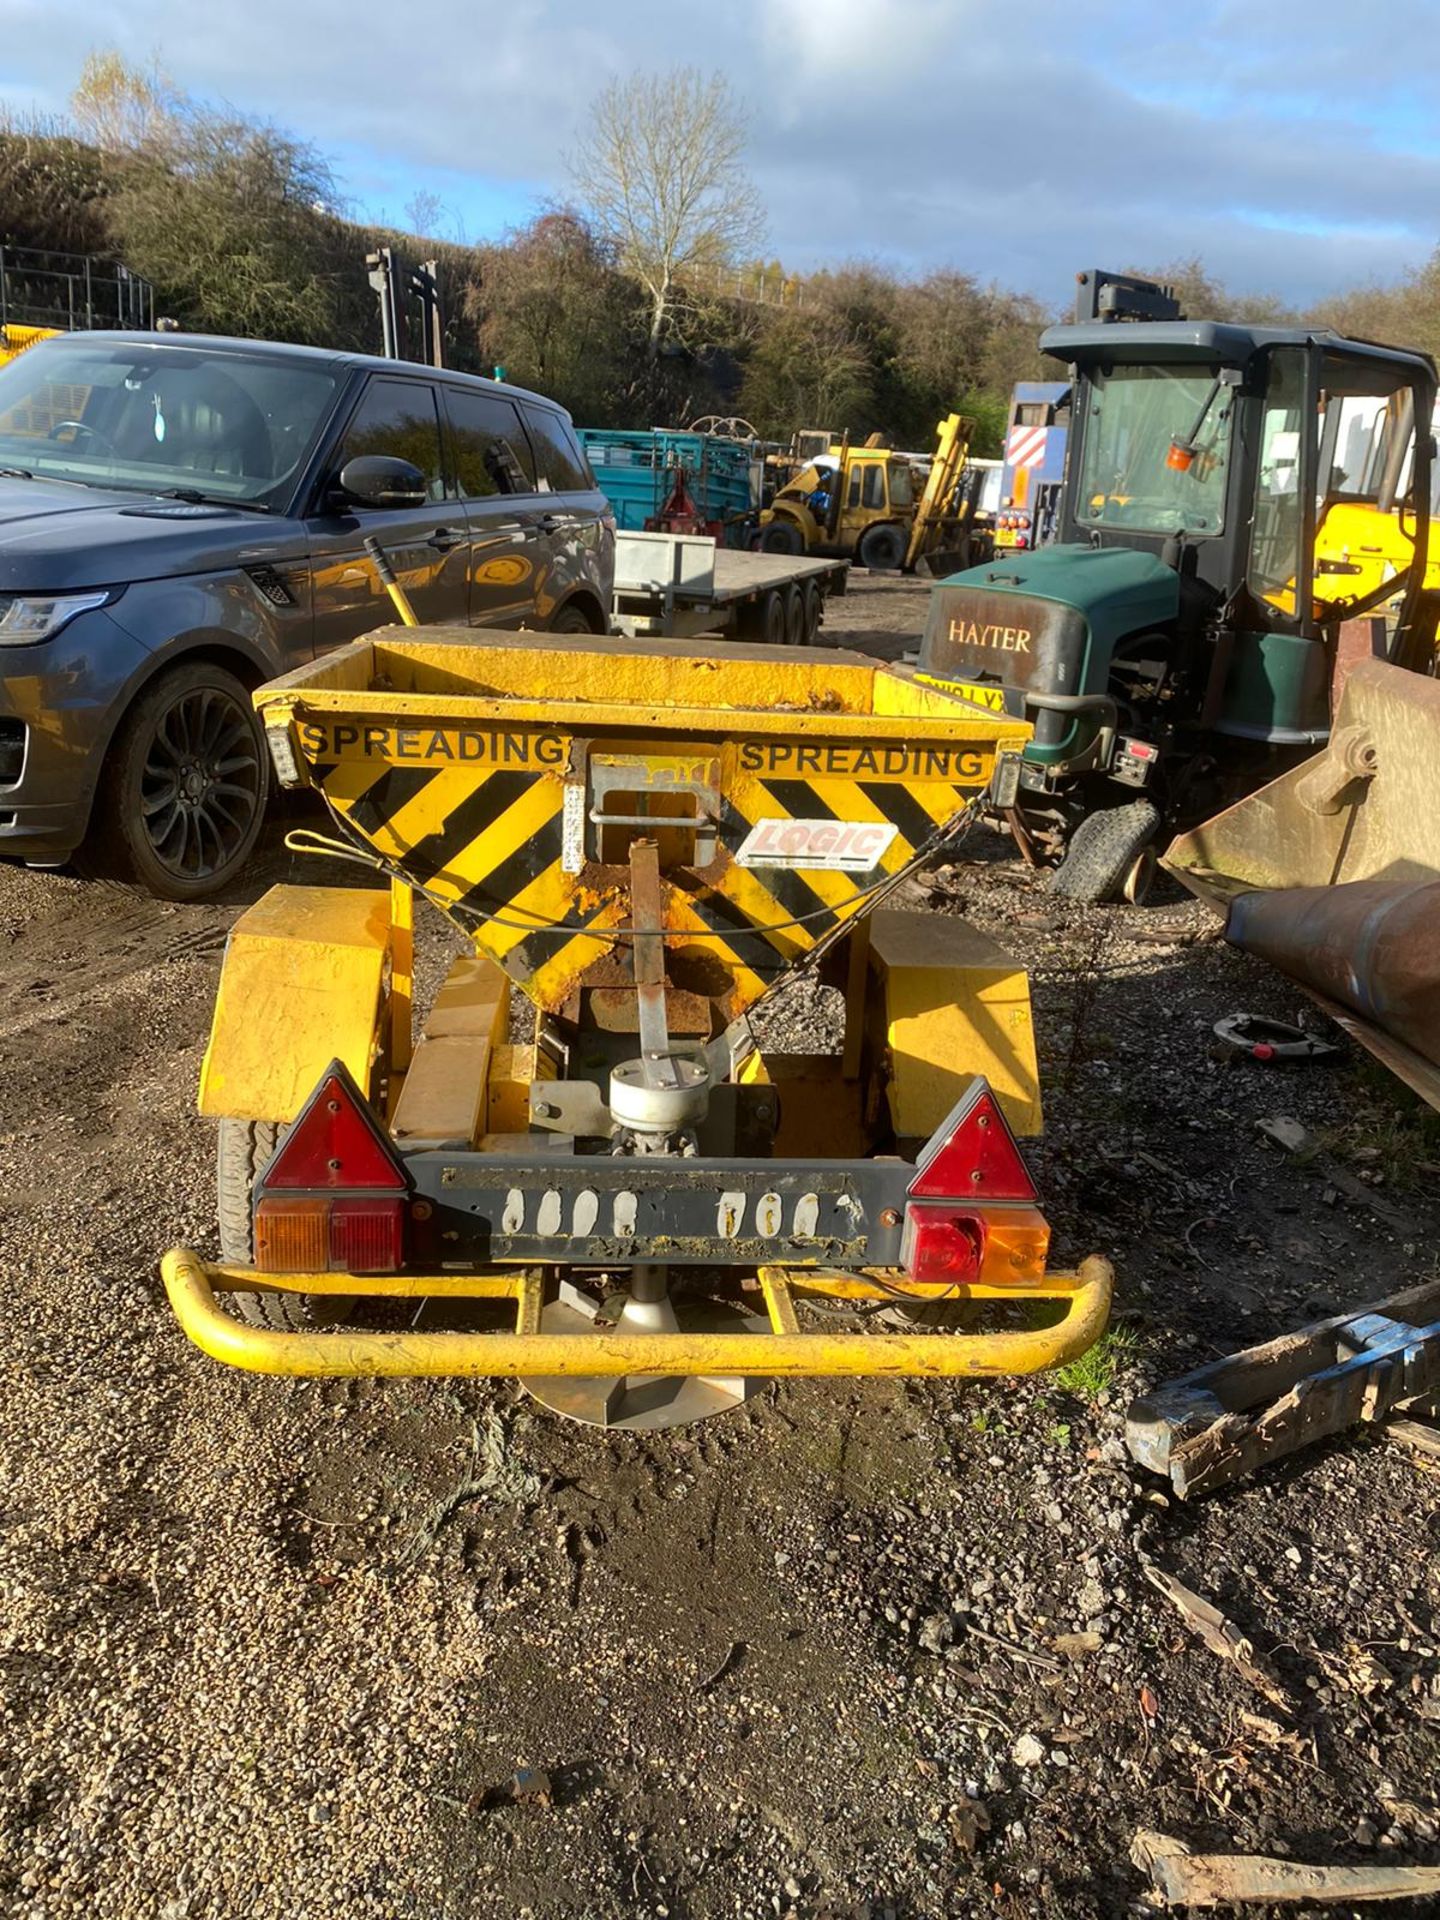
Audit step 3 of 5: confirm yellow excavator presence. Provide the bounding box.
[758,413,979,573]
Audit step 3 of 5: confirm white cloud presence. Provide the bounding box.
[1,0,1435,301]
[761,0,958,88]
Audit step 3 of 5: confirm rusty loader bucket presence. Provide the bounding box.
[164,627,1110,1425]
[1166,657,1440,1107]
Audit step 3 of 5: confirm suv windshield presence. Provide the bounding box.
[0,339,343,509]
[1076,362,1233,536]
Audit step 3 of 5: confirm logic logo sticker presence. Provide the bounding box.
[736,817,898,872]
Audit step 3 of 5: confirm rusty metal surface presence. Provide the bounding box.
[627,838,671,1072]
[1226,878,1440,1070]
[1165,658,1440,1107]
[1166,658,1440,901]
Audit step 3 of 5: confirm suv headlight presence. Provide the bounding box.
[0,591,113,645]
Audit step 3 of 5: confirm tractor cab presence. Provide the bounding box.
[918,280,1437,901]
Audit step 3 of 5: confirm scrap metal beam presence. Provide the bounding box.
[1127,1277,1440,1498]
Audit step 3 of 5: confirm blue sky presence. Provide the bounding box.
[3,0,1438,303]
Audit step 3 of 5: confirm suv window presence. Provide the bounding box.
[336,377,445,501]
[446,387,535,498]
[518,404,591,494]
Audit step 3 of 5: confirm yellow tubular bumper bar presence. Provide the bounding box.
[160,1248,1113,1381]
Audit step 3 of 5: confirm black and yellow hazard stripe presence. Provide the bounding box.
[714,765,974,949]
[314,759,627,1011]
[311,749,980,1023]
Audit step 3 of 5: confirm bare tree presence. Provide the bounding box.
[404,188,445,239]
[70,49,180,155]
[569,68,764,359]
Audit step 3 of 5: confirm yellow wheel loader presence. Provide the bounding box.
[758,414,979,575]
[160,583,1110,1427]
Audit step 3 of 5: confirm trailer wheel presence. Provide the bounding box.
[760,520,804,555]
[801,579,823,644]
[736,589,788,646]
[1048,799,1161,905]
[733,590,783,644]
[783,583,805,647]
[216,1118,354,1331]
[858,523,906,572]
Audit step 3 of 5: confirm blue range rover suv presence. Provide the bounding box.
[0,332,614,897]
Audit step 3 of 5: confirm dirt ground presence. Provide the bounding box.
[2,573,1438,1920]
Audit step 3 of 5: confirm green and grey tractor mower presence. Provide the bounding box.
[915,269,1437,902]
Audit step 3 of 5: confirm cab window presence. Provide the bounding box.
[887,461,915,510]
[446,387,534,498]
[336,377,445,502]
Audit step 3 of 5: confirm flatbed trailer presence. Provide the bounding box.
[611,530,848,644]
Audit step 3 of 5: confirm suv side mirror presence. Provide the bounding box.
[335,454,427,510]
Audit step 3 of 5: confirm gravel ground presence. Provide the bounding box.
[2,573,1438,1919]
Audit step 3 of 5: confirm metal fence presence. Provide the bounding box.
[0,245,154,333]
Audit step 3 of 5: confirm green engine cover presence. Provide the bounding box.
[919,544,1180,765]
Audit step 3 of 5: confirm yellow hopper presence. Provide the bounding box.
[163,627,1109,1426]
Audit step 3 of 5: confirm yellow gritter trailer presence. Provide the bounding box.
[161,625,1110,1427]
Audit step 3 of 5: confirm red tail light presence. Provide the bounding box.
[908,1080,1037,1202]
[253,1061,408,1273]
[903,1209,985,1285]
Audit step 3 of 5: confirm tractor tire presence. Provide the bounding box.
[858,523,906,572]
[760,519,804,555]
[1048,799,1162,905]
[216,1117,354,1331]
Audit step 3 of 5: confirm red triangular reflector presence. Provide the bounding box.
[907,1078,1037,1202]
[262,1060,407,1192]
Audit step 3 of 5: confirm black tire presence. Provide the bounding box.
[801,580,823,645]
[858,523,906,572]
[217,1118,353,1331]
[759,590,786,647]
[1048,799,1162,905]
[549,601,599,635]
[83,661,267,902]
[760,519,804,555]
[782,583,805,647]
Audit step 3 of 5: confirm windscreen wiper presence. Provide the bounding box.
[158,487,272,514]
[0,466,34,479]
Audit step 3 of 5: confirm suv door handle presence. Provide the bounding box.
[534,512,560,535]
[428,526,466,552]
